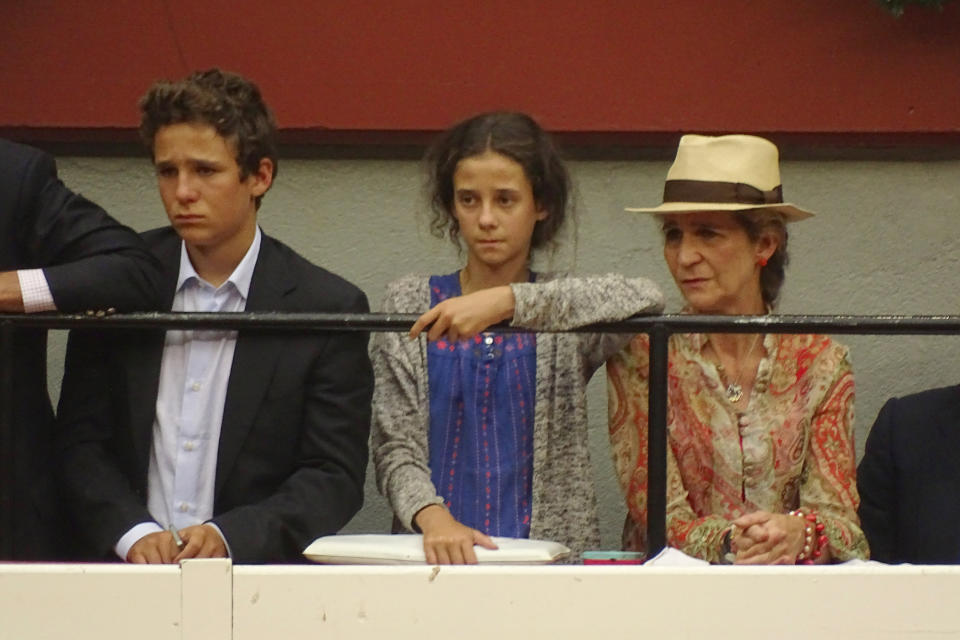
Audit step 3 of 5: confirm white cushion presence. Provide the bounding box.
[303,534,570,565]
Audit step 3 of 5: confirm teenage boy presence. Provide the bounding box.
[56,69,373,563]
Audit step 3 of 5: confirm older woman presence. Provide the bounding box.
[607,134,868,564]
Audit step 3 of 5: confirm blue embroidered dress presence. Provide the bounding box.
[426,271,536,537]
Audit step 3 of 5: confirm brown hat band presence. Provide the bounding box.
[663,180,784,205]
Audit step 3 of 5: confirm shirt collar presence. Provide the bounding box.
[176,226,263,299]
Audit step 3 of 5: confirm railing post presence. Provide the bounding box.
[647,325,668,557]
[0,323,14,559]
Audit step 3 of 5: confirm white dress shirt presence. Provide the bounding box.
[115,228,262,560]
[17,269,56,312]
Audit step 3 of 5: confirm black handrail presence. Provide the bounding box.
[4,311,960,333]
[3,311,960,560]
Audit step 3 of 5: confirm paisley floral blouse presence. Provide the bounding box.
[607,332,868,563]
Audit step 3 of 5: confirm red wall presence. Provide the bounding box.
[2,1,958,142]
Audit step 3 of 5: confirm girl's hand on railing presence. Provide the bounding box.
[409,287,515,342]
[413,504,498,564]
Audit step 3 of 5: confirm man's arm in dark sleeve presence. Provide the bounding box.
[13,146,163,312]
[857,398,899,563]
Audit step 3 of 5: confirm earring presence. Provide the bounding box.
[758,256,768,267]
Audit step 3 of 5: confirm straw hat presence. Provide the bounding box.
[626,134,814,221]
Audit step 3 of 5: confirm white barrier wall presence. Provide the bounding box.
[0,564,181,640]
[2,560,958,640]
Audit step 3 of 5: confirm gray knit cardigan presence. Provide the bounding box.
[370,273,663,558]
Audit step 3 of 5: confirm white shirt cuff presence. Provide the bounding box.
[17,269,56,313]
[115,522,164,562]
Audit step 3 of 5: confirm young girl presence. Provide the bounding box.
[370,112,663,563]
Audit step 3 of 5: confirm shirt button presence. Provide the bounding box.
[178,502,189,513]
[484,336,494,345]
[183,441,195,452]
[190,382,202,392]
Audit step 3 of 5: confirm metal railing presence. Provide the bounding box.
[3,311,960,560]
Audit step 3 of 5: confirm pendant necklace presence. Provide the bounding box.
[713,334,762,403]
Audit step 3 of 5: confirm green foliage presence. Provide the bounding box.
[877,0,954,17]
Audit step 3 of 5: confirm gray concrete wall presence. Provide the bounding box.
[49,154,960,549]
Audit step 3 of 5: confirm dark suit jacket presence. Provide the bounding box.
[0,139,161,560]
[858,385,960,564]
[56,227,373,563]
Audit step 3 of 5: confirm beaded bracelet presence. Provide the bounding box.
[789,509,827,564]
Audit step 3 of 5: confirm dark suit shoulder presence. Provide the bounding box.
[890,384,960,407]
[885,385,960,422]
[0,138,51,171]
[871,384,960,451]
[261,234,368,312]
[0,139,55,208]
